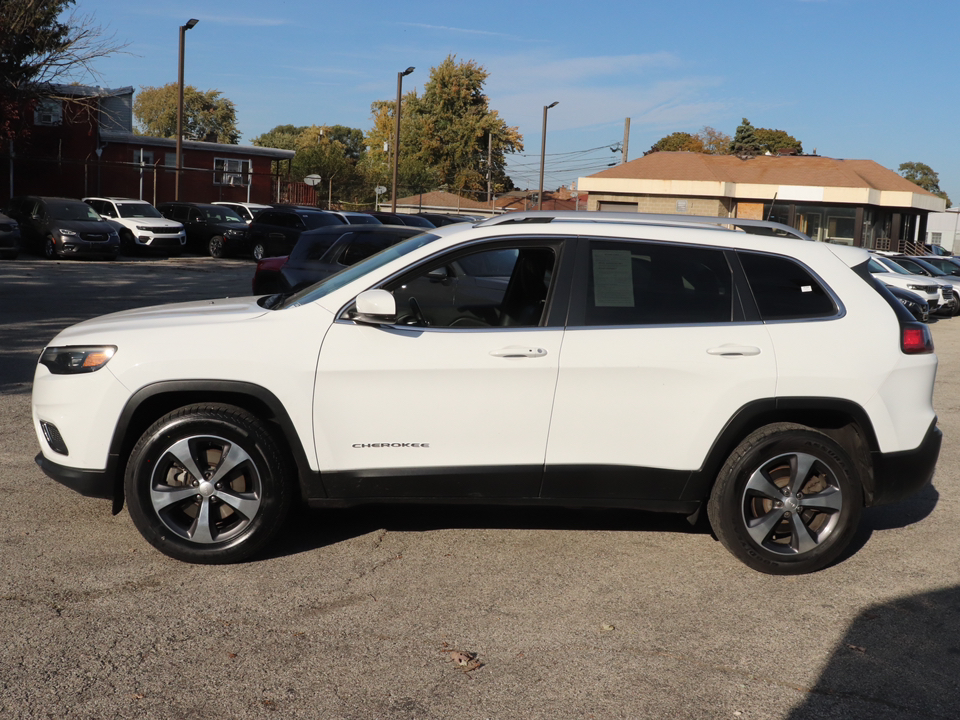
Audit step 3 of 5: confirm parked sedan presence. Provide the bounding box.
[0,212,21,260]
[252,225,423,295]
[6,196,120,260]
[157,202,250,257]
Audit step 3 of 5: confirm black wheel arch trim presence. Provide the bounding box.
[681,396,883,505]
[107,380,322,512]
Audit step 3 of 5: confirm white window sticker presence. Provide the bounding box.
[593,249,634,307]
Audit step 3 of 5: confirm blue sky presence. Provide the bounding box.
[70,0,960,200]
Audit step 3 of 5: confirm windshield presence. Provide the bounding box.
[117,203,163,219]
[897,257,946,276]
[276,232,441,309]
[201,206,244,223]
[48,201,101,221]
[875,257,911,275]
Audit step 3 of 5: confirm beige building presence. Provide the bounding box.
[578,152,945,251]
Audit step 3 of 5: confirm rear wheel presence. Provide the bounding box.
[208,235,226,258]
[252,242,266,261]
[124,403,293,563]
[707,423,862,574]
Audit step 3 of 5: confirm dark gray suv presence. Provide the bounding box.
[6,196,120,260]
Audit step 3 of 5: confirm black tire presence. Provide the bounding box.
[119,229,137,255]
[252,241,266,261]
[44,236,58,259]
[208,235,226,258]
[124,403,293,564]
[707,422,863,575]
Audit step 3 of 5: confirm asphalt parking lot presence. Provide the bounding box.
[1,256,958,720]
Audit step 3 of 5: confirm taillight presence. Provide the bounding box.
[901,323,934,354]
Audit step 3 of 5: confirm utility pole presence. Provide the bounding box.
[487,132,493,203]
[622,117,631,164]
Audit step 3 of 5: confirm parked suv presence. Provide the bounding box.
[246,205,345,259]
[32,212,941,574]
[6,196,120,260]
[157,202,249,257]
[83,197,186,255]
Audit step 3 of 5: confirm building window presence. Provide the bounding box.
[133,149,154,165]
[163,152,177,172]
[929,232,942,246]
[34,98,63,126]
[214,157,251,186]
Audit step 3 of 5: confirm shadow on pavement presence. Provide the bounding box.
[786,584,960,719]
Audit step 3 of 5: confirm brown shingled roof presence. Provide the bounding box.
[589,152,935,195]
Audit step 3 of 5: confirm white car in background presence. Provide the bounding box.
[83,197,186,255]
[866,256,942,312]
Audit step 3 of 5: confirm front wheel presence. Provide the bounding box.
[707,423,863,575]
[124,403,293,563]
[208,235,226,258]
[44,236,59,259]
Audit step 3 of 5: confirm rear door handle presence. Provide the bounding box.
[490,346,548,358]
[706,344,761,357]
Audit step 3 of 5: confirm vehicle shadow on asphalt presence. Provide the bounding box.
[785,583,960,718]
[834,482,940,567]
[266,503,706,561]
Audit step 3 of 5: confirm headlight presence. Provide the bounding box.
[136,225,151,231]
[58,228,77,236]
[908,284,928,291]
[39,346,117,374]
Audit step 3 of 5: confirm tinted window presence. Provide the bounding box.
[116,202,162,219]
[740,252,837,320]
[340,231,406,265]
[303,212,345,230]
[200,206,243,223]
[298,233,346,261]
[582,240,732,326]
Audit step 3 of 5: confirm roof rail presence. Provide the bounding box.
[476,210,812,242]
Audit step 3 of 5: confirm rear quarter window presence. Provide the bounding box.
[739,252,837,320]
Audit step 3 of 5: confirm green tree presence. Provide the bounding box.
[729,118,761,158]
[755,127,802,155]
[899,161,951,207]
[1,0,126,140]
[407,56,522,196]
[648,131,704,154]
[133,82,239,144]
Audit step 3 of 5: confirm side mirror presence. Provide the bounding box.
[354,289,397,325]
[426,266,449,281]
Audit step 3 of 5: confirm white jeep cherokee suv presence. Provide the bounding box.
[83,197,186,254]
[32,212,942,574]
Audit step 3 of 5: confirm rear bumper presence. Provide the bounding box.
[868,418,942,506]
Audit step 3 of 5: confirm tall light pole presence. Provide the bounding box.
[175,18,199,201]
[390,66,414,213]
[538,101,558,211]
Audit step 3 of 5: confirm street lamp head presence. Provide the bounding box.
[547,101,559,109]
[401,67,415,76]
[184,18,199,30]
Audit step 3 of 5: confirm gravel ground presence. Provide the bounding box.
[0,256,957,720]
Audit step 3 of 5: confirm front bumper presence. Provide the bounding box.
[35,452,115,499]
[868,418,942,506]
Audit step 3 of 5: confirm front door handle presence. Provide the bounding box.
[490,346,548,358]
[706,344,762,357]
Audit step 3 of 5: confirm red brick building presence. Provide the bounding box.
[2,84,294,205]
